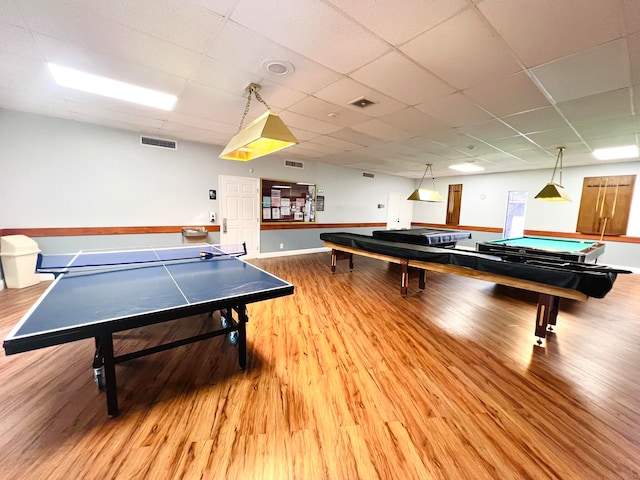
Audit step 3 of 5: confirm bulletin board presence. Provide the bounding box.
[261,178,316,223]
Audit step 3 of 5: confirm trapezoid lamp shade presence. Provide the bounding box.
[407,188,444,202]
[219,110,298,161]
[534,182,572,202]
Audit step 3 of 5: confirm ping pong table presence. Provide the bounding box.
[2,244,294,417]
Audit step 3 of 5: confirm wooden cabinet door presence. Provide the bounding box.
[446,184,462,226]
[576,175,635,235]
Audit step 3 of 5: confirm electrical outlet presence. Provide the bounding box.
[279,243,284,249]
[209,211,216,222]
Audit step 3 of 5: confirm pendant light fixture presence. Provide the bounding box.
[535,147,572,202]
[407,164,443,202]
[220,83,298,161]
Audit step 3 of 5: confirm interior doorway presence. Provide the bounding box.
[218,175,260,258]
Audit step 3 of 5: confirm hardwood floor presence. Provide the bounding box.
[0,252,639,479]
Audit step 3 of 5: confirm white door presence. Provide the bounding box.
[219,175,260,258]
[386,192,413,229]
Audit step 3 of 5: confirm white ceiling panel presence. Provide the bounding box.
[557,89,633,125]
[500,107,569,134]
[350,118,414,142]
[463,71,551,117]
[327,0,467,46]
[416,92,493,128]
[313,77,407,117]
[477,0,624,67]
[400,8,521,90]
[531,40,630,103]
[350,51,455,105]
[229,0,390,74]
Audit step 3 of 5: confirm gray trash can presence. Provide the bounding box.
[0,235,41,288]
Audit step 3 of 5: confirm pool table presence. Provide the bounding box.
[372,228,471,248]
[476,236,605,263]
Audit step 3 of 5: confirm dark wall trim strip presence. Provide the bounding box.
[1,223,638,244]
[412,223,640,244]
[0,226,219,237]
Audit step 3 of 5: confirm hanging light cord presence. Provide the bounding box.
[236,83,272,134]
[550,147,565,184]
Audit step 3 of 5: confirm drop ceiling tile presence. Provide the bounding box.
[557,88,632,125]
[327,0,466,46]
[350,118,414,142]
[66,101,167,128]
[350,51,455,105]
[287,96,371,127]
[628,33,640,86]
[488,135,539,152]
[500,107,568,134]
[308,135,362,151]
[583,134,638,150]
[401,8,521,90]
[477,0,624,67]
[35,34,189,95]
[25,5,203,78]
[279,110,343,135]
[314,77,407,117]
[68,0,225,54]
[623,0,640,35]
[525,127,582,148]
[0,22,39,57]
[327,127,385,147]
[378,107,450,136]
[574,115,639,140]
[204,21,341,94]
[229,0,390,74]
[531,39,630,103]
[463,71,550,117]
[416,92,493,127]
[422,128,480,148]
[166,112,237,134]
[458,119,518,140]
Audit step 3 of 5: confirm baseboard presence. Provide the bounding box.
[258,247,330,259]
[0,279,5,291]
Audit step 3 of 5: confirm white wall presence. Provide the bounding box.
[0,110,413,228]
[412,164,640,236]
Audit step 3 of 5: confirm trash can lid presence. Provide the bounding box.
[0,235,40,255]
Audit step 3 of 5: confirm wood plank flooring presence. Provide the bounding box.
[0,252,639,479]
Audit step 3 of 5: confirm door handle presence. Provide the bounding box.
[222,218,227,234]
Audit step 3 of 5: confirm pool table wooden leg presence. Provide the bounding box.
[330,249,353,274]
[400,260,409,297]
[535,294,560,344]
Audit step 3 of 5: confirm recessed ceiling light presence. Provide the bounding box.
[261,60,295,76]
[48,63,177,110]
[592,145,639,160]
[449,163,485,172]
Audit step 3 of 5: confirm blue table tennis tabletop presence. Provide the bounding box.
[3,244,294,417]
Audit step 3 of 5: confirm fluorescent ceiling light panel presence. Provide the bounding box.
[592,145,639,160]
[449,163,485,172]
[48,63,177,111]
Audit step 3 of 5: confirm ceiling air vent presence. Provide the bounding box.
[140,136,177,150]
[349,96,375,108]
[284,159,304,169]
[363,172,375,178]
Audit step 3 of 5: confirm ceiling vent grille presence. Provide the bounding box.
[284,159,304,169]
[349,97,375,108]
[363,172,375,178]
[140,136,177,150]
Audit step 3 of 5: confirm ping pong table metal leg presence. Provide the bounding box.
[98,334,119,417]
[238,305,247,370]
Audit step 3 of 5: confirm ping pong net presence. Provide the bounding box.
[36,243,247,276]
